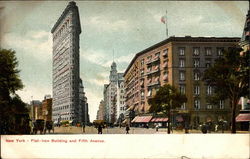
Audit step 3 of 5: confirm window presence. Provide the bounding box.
[207,104,212,109]
[179,47,185,56]
[205,47,212,56]
[207,85,212,95]
[179,59,185,68]
[205,59,212,68]
[141,91,145,98]
[147,55,152,61]
[194,72,200,81]
[163,72,168,81]
[193,59,200,68]
[194,99,200,109]
[141,59,144,66]
[163,49,168,57]
[179,71,185,81]
[219,100,224,109]
[217,48,224,56]
[147,89,152,97]
[193,47,200,56]
[194,85,200,95]
[141,69,144,75]
[147,66,152,72]
[155,52,160,57]
[181,103,186,110]
[179,85,185,94]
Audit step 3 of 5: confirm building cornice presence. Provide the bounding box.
[51,1,81,34]
[124,36,240,76]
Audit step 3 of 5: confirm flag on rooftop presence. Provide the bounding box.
[161,15,167,24]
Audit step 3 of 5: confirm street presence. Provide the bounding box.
[45,126,250,134]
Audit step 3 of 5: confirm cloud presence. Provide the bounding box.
[81,48,110,67]
[2,31,52,62]
[16,83,52,103]
[84,15,131,32]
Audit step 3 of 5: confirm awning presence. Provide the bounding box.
[163,75,168,81]
[131,116,139,123]
[154,65,159,70]
[236,113,250,122]
[132,116,152,123]
[163,62,168,68]
[140,81,144,86]
[151,117,168,122]
[154,77,159,82]
[122,119,128,124]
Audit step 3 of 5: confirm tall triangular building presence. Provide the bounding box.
[51,1,83,124]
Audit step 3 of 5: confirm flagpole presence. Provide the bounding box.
[166,10,168,38]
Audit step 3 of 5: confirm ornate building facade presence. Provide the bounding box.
[124,36,240,126]
[51,1,83,124]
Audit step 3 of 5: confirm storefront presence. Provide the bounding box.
[236,112,250,131]
[131,116,152,127]
[150,117,168,128]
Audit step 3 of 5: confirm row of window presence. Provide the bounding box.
[53,105,70,111]
[179,85,213,95]
[120,106,126,111]
[194,99,224,109]
[178,47,224,56]
[141,49,168,66]
[54,117,75,121]
[54,18,71,40]
[179,58,212,68]
[179,71,201,81]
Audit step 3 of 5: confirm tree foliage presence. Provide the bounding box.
[0,48,28,134]
[203,47,249,133]
[148,84,187,134]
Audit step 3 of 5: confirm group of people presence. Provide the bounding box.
[95,124,131,134]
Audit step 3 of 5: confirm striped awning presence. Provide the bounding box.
[236,113,250,122]
[131,116,153,123]
[151,117,168,122]
[163,75,168,81]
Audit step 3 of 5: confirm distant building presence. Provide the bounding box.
[96,100,105,120]
[103,62,124,124]
[79,78,90,124]
[124,36,240,127]
[42,95,52,121]
[30,100,42,121]
[116,77,126,124]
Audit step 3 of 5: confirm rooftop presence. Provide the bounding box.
[124,36,241,76]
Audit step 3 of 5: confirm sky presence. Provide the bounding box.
[0,1,248,122]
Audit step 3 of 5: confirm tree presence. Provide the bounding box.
[203,47,249,133]
[148,84,187,134]
[0,48,28,134]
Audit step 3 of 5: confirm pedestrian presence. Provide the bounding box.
[125,124,130,134]
[215,124,218,132]
[82,124,85,133]
[98,125,103,134]
[156,124,159,132]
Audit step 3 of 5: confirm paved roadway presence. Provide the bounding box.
[44,126,249,134]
